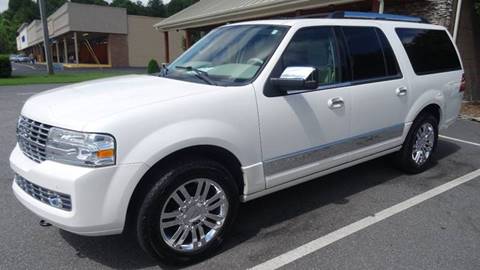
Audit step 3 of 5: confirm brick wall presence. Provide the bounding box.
[108,34,129,67]
[385,0,455,29]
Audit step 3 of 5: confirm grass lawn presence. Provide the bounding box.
[0,72,130,86]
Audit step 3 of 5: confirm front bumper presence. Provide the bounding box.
[10,145,149,236]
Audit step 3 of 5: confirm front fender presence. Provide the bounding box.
[124,118,253,167]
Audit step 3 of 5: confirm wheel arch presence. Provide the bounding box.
[407,99,443,128]
[123,144,244,233]
[417,103,441,123]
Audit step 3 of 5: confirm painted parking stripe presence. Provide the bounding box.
[16,92,37,96]
[249,168,480,270]
[440,135,480,147]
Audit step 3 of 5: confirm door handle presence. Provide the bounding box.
[396,86,408,96]
[328,97,344,109]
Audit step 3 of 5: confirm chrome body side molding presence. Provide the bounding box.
[263,124,404,176]
[242,145,402,202]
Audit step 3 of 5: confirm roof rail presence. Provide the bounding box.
[328,11,430,24]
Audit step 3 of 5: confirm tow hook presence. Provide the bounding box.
[39,219,52,227]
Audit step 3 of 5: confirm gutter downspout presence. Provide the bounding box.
[453,0,463,42]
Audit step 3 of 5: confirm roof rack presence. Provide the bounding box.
[327,11,430,24]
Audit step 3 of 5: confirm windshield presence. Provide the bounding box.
[163,24,289,86]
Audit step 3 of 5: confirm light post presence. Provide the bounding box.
[38,0,54,75]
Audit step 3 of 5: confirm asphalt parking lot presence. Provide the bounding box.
[1,84,480,270]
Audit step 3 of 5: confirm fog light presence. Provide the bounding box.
[15,174,72,211]
[48,195,64,209]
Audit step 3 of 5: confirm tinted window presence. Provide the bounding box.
[377,30,401,77]
[396,28,461,75]
[281,27,340,86]
[342,27,387,81]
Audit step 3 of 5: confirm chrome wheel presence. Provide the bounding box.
[411,123,435,166]
[160,178,228,252]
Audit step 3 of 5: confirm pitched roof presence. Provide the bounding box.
[154,0,362,30]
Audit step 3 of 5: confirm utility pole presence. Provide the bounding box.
[38,0,54,75]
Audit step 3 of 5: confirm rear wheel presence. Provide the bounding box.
[135,158,239,265]
[395,113,439,174]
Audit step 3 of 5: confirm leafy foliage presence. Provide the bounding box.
[108,0,166,17]
[476,0,480,17]
[0,55,12,78]
[166,0,199,16]
[0,0,39,53]
[147,59,160,74]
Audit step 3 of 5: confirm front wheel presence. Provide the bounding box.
[135,158,239,265]
[395,113,439,174]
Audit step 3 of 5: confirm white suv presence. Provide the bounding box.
[10,12,464,264]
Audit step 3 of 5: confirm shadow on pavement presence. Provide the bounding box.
[60,230,159,269]
[59,140,460,269]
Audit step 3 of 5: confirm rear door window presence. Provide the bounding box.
[341,26,400,81]
[395,28,461,75]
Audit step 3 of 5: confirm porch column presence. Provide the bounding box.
[185,30,191,49]
[63,38,68,63]
[74,32,79,64]
[55,41,60,63]
[163,31,170,63]
[371,0,380,12]
[41,44,45,62]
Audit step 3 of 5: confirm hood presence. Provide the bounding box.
[22,75,217,130]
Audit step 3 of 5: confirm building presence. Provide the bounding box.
[154,0,480,101]
[16,2,183,67]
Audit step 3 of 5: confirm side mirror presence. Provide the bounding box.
[160,63,170,76]
[270,66,318,92]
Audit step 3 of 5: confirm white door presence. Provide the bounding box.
[255,26,352,188]
[341,26,410,154]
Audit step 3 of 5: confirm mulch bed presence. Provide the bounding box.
[461,101,480,119]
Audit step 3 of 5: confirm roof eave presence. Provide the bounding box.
[154,0,362,31]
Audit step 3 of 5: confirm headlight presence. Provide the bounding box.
[45,127,116,167]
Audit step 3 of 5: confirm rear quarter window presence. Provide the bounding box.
[395,28,461,75]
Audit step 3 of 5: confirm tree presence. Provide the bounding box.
[147,0,165,17]
[476,0,480,17]
[45,0,67,16]
[0,0,39,54]
[72,0,108,6]
[166,0,199,16]
[110,0,149,16]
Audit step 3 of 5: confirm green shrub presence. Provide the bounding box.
[0,55,12,78]
[476,0,480,17]
[147,59,160,74]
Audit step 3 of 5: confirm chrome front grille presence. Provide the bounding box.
[16,116,52,163]
[15,174,72,211]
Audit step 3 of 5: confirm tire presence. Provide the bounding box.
[395,112,439,174]
[135,158,239,265]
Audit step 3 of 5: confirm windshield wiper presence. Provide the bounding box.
[175,65,217,86]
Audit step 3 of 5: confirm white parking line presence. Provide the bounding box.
[249,168,480,270]
[16,92,37,96]
[440,135,480,147]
